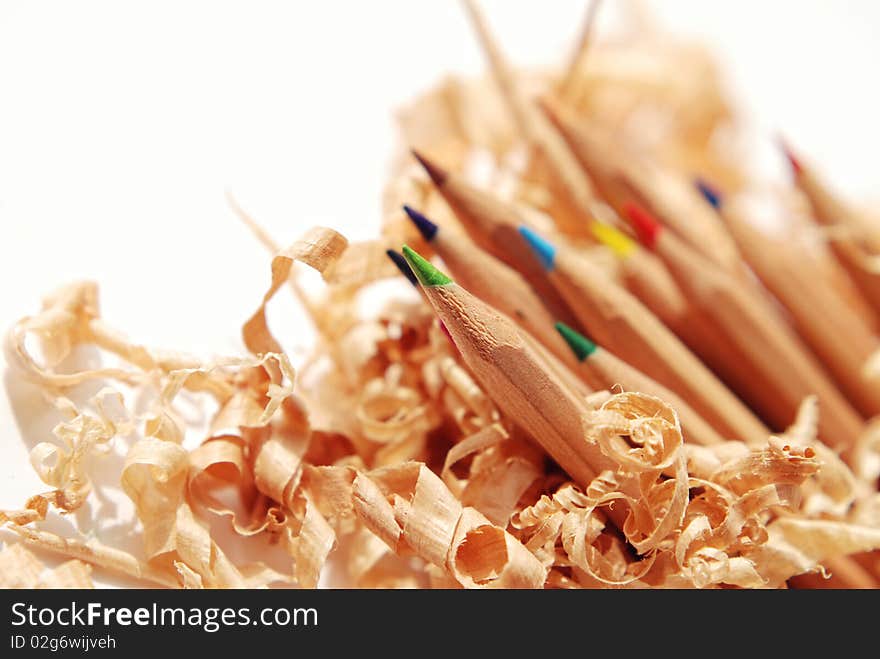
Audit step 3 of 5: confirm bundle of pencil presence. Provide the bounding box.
[7,1,880,592]
[622,201,865,453]
[380,1,880,589]
[784,144,880,313]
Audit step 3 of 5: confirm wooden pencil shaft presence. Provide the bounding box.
[583,347,724,446]
[831,240,880,313]
[539,98,743,274]
[627,165,744,275]
[617,248,690,325]
[428,227,582,372]
[417,154,582,328]
[461,0,597,222]
[592,226,687,335]
[645,226,838,430]
[460,0,534,140]
[559,0,603,97]
[654,230,864,451]
[420,280,632,528]
[665,304,789,434]
[795,162,880,313]
[548,245,768,445]
[521,327,593,401]
[810,244,880,331]
[796,163,880,247]
[723,208,880,418]
[609,240,785,423]
[789,555,877,589]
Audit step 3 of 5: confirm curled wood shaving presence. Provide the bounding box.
[4,21,880,589]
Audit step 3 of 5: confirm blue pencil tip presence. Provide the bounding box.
[695,178,722,210]
[386,249,419,288]
[518,225,557,271]
[403,205,438,242]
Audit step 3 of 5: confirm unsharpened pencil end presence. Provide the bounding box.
[403,205,439,242]
[555,322,596,361]
[695,179,722,210]
[401,245,453,287]
[386,249,419,288]
[411,149,449,186]
[622,202,662,249]
[518,225,557,271]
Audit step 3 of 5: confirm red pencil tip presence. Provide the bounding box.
[411,149,449,186]
[778,137,802,176]
[622,202,662,249]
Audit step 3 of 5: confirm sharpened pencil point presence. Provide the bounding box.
[590,222,636,258]
[622,202,662,249]
[411,150,449,186]
[555,322,596,361]
[778,138,802,176]
[403,205,439,242]
[695,178,722,210]
[386,249,419,288]
[518,225,557,271]
[401,245,452,287]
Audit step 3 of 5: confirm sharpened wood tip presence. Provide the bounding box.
[403,205,439,242]
[695,178,722,210]
[386,249,419,288]
[411,149,449,186]
[401,245,453,287]
[778,137,802,176]
[518,225,557,271]
[555,322,596,361]
[622,202,662,249]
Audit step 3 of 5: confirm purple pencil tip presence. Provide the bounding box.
[403,205,439,242]
[386,249,419,287]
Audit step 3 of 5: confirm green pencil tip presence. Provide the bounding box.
[554,322,596,361]
[401,245,452,287]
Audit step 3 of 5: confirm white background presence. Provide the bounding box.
[1,1,878,577]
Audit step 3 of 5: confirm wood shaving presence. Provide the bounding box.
[3,11,880,589]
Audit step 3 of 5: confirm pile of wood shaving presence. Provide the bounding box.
[3,11,880,588]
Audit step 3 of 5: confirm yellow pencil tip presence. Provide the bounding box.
[590,222,635,258]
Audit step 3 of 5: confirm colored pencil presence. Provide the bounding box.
[556,322,724,446]
[400,245,635,526]
[558,0,604,99]
[517,224,769,445]
[698,182,880,418]
[386,248,420,288]
[388,244,588,398]
[461,1,677,316]
[460,0,599,238]
[539,96,744,276]
[412,149,581,327]
[403,205,583,373]
[590,220,689,326]
[624,202,865,453]
[785,143,880,313]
